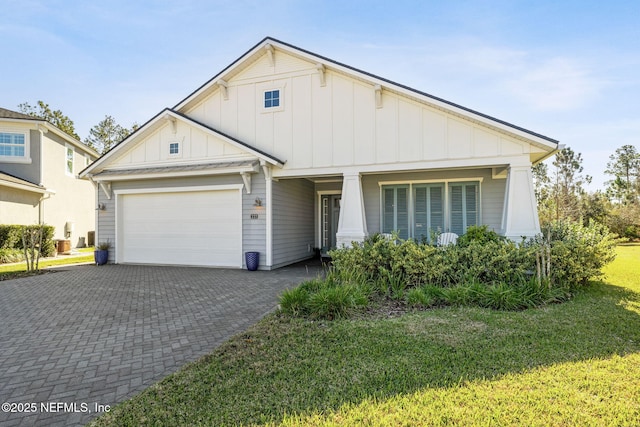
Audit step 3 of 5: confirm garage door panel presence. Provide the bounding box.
[119,189,242,267]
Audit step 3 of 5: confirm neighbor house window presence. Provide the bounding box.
[381,181,480,241]
[264,89,280,108]
[65,144,74,175]
[0,132,26,157]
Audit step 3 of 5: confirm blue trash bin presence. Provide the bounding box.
[245,251,260,271]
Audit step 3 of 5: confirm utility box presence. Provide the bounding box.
[57,239,71,255]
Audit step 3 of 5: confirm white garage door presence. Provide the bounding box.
[119,189,242,267]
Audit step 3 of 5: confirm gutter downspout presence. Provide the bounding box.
[87,174,100,245]
[38,189,56,225]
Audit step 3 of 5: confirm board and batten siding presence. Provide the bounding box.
[185,49,533,175]
[96,173,266,265]
[361,169,506,236]
[271,178,315,268]
[241,170,267,269]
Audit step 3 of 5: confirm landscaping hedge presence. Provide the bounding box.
[0,224,56,260]
[280,222,619,318]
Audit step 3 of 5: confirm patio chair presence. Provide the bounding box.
[437,232,458,246]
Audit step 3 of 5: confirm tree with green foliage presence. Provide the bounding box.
[84,115,138,154]
[18,101,80,140]
[551,147,592,222]
[605,144,639,204]
[532,162,556,225]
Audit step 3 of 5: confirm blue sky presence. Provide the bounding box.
[3,0,639,190]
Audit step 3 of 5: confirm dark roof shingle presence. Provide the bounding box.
[0,107,38,121]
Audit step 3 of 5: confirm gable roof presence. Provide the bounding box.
[174,37,558,150]
[0,107,99,157]
[83,37,559,177]
[80,108,285,177]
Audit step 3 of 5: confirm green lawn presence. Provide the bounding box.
[0,248,95,279]
[91,245,640,426]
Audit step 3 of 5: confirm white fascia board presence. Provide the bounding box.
[94,165,259,182]
[273,155,532,179]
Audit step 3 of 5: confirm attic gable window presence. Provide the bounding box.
[264,89,280,108]
[169,142,180,155]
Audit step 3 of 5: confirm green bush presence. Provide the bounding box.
[282,220,618,319]
[0,248,24,264]
[0,224,56,258]
[456,225,504,247]
[541,220,619,287]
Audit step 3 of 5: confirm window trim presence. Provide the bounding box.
[379,178,483,238]
[261,87,284,112]
[166,140,182,159]
[65,143,74,176]
[0,129,31,164]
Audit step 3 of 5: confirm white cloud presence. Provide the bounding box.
[505,57,607,111]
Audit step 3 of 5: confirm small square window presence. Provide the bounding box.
[264,89,280,108]
[169,142,179,155]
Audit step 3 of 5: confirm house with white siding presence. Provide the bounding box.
[80,37,558,269]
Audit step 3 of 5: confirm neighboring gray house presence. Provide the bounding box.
[80,37,558,269]
[0,107,99,247]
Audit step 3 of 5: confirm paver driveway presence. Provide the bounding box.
[0,262,321,426]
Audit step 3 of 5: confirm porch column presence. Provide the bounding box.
[336,172,368,247]
[501,164,541,240]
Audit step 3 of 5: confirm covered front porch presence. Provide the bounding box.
[270,163,541,266]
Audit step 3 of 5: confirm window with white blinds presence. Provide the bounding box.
[382,185,409,239]
[449,183,479,235]
[382,181,480,240]
[414,184,445,242]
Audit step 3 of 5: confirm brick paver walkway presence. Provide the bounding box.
[0,262,321,426]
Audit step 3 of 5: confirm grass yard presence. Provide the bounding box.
[0,247,95,280]
[91,245,640,426]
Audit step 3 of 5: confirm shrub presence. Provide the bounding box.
[541,220,619,287]
[282,220,618,319]
[0,224,56,258]
[456,225,504,247]
[0,248,24,264]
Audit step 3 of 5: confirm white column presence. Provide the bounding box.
[261,162,273,267]
[501,164,541,240]
[336,172,368,247]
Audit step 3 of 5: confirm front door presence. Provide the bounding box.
[321,194,341,250]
